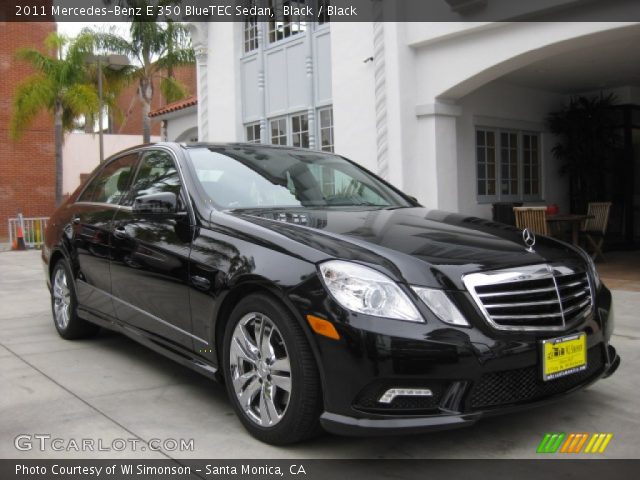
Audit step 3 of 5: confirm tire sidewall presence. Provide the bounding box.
[222,294,315,442]
[51,259,78,337]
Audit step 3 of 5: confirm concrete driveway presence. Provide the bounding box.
[1,250,638,459]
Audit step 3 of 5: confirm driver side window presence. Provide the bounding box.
[78,154,138,205]
[124,150,183,209]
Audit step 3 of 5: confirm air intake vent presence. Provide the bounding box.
[464,264,592,331]
[470,346,604,409]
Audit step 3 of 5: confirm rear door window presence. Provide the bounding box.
[78,153,139,204]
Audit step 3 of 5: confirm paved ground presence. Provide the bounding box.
[595,250,640,292]
[0,250,638,459]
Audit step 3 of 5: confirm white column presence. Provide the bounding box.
[188,22,209,141]
[305,24,316,149]
[409,101,461,211]
[257,22,267,144]
[372,21,388,179]
[207,22,242,142]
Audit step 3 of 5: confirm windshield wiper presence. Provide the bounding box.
[329,201,390,207]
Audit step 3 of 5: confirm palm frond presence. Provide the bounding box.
[10,75,56,139]
[62,83,100,118]
[43,32,67,55]
[14,48,56,76]
[101,65,139,104]
[159,76,189,103]
[154,47,195,71]
[91,31,136,59]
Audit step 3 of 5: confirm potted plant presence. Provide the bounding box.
[546,94,621,214]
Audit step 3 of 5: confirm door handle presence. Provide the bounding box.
[191,275,211,291]
[113,226,128,239]
[72,217,81,225]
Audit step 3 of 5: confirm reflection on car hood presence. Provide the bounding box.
[227,207,582,289]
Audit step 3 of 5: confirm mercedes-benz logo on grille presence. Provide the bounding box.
[522,228,536,252]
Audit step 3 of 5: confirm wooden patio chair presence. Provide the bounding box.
[581,202,612,261]
[513,207,549,236]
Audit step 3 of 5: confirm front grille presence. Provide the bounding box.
[470,346,604,409]
[464,264,592,331]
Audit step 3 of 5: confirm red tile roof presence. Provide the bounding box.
[149,96,197,118]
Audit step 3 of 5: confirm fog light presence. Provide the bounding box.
[378,388,433,404]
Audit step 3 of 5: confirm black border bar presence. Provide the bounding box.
[2,459,640,480]
[3,0,640,23]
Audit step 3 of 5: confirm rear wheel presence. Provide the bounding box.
[222,294,322,444]
[51,259,99,339]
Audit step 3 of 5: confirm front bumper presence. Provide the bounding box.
[291,280,619,436]
[320,345,620,436]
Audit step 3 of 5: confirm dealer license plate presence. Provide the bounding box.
[541,333,587,381]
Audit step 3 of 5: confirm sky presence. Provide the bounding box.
[56,22,130,39]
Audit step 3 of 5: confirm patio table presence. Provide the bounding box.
[546,214,594,246]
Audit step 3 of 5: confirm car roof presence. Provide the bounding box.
[105,142,341,160]
[178,142,339,154]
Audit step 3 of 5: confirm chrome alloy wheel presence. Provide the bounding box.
[52,267,71,330]
[229,312,292,427]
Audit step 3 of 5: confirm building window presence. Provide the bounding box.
[267,111,317,148]
[244,3,259,53]
[500,131,518,196]
[476,128,541,201]
[476,129,496,197]
[318,107,334,152]
[291,113,309,148]
[268,0,307,43]
[246,123,261,143]
[270,118,287,145]
[321,166,335,195]
[523,133,540,196]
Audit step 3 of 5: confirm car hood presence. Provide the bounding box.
[223,207,584,290]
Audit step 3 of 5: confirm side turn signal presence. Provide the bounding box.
[306,315,340,340]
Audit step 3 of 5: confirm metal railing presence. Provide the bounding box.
[8,215,49,249]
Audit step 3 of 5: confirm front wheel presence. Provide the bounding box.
[222,294,322,444]
[51,259,99,340]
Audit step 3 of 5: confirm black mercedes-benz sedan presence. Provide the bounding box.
[42,142,620,444]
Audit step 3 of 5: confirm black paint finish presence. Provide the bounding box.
[42,142,619,436]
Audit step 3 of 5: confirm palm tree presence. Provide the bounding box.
[82,56,134,134]
[90,18,195,143]
[547,94,621,213]
[10,32,100,206]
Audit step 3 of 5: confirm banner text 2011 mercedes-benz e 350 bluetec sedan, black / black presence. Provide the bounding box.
[42,143,620,445]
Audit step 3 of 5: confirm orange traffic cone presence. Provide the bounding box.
[16,225,27,250]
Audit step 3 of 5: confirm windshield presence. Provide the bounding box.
[187,145,412,210]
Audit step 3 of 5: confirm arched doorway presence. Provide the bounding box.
[175,127,199,143]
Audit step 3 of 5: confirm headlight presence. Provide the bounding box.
[318,260,422,322]
[575,246,601,290]
[411,287,470,327]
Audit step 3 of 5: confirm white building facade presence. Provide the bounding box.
[189,5,640,225]
[188,13,334,152]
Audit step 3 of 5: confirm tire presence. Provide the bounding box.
[222,293,323,445]
[50,259,99,340]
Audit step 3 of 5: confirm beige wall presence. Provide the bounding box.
[62,133,160,196]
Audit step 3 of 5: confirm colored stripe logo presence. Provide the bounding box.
[537,433,613,454]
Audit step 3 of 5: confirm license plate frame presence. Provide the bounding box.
[541,332,587,381]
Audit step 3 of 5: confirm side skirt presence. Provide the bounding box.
[78,306,219,381]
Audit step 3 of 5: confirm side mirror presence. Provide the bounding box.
[132,192,178,215]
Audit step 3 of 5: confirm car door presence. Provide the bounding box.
[70,153,139,321]
[109,148,196,350]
